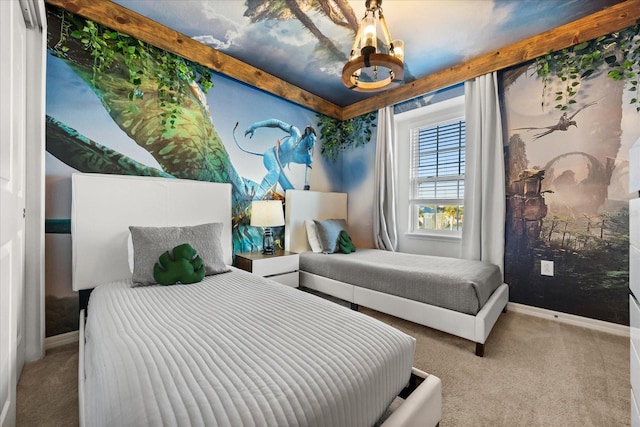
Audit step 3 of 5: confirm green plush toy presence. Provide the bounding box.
[153,243,205,286]
[338,230,356,254]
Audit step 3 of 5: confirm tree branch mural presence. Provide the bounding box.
[47,6,268,253]
[243,0,357,61]
[46,116,173,178]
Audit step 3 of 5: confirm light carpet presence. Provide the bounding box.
[17,306,629,426]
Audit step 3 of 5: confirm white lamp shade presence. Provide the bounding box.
[250,200,285,227]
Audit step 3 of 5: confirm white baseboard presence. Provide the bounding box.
[44,330,79,350]
[507,302,629,338]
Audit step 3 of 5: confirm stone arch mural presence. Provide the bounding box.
[502,56,637,325]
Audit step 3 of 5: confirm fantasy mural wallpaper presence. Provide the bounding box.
[501,26,640,325]
[110,0,624,107]
[44,6,347,336]
[46,6,327,252]
[42,1,638,336]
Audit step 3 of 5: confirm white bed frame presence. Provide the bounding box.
[72,173,441,427]
[285,189,509,357]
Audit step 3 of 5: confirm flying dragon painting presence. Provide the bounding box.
[513,101,598,141]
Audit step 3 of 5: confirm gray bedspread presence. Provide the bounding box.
[299,249,502,315]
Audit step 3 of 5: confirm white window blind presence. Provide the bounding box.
[410,119,465,232]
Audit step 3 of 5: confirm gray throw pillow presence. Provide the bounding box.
[129,223,229,286]
[313,219,349,254]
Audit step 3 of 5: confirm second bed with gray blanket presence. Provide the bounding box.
[300,249,503,316]
[285,189,509,357]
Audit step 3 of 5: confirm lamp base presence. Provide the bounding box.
[262,228,275,255]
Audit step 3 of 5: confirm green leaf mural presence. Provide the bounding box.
[316,111,377,162]
[535,23,640,112]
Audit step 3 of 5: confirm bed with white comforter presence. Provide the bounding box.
[73,174,442,427]
[85,269,415,427]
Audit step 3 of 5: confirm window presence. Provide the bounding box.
[409,111,465,234]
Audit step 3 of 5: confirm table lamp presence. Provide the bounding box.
[250,200,285,255]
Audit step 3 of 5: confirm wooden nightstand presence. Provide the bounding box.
[234,250,299,288]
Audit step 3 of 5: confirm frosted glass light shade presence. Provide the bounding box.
[361,15,377,52]
[392,40,404,62]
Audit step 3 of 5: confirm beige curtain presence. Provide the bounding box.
[373,105,398,251]
[461,72,505,278]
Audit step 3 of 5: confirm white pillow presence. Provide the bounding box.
[305,220,323,253]
[127,232,134,273]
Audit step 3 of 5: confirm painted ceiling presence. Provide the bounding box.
[111,0,623,108]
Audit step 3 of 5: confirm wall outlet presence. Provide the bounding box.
[541,260,554,276]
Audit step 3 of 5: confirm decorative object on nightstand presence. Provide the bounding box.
[234,250,299,288]
[250,200,285,255]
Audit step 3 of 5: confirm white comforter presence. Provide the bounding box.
[84,268,415,427]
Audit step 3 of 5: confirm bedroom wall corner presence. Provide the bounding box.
[342,129,376,249]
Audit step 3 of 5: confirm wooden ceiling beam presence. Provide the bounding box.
[342,0,640,120]
[45,0,344,119]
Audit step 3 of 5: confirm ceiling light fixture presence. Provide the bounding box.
[342,0,404,92]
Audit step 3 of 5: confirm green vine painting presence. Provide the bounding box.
[535,23,640,112]
[316,111,377,161]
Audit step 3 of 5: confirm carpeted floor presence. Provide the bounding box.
[17,342,79,427]
[363,307,629,426]
[17,305,629,426]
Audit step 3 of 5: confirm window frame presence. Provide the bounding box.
[397,96,466,239]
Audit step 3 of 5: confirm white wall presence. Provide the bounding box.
[1,0,45,363]
[24,0,47,361]
[0,1,46,424]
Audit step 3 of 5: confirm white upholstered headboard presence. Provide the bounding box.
[71,173,232,291]
[284,190,347,253]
